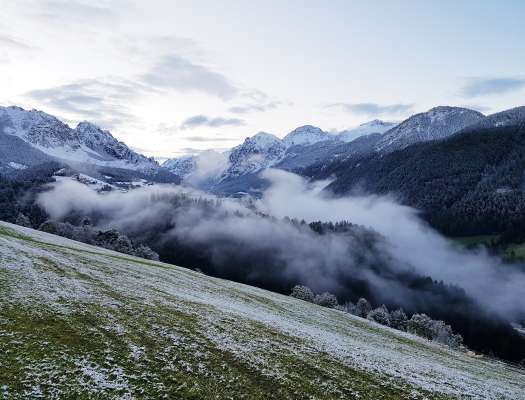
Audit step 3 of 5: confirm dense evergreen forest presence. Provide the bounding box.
[305,124,525,238]
[0,162,58,228]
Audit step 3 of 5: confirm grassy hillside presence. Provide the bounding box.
[0,222,524,399]
[452,235,525,262]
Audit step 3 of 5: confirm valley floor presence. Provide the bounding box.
[0,222,524,399]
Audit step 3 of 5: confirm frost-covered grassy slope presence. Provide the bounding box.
[0,222,524,399]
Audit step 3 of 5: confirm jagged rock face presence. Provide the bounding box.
[74,122,157,167]
[162,156,197,179]
[374,106,485,153]
[224,132,287,178]
[0,106,158,172]
[0,106,77,149]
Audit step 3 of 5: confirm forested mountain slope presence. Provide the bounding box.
[307,124,525,236]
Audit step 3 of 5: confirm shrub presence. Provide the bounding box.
[408,314,464,348]
[135,244,160,261]
[431,320,463,348]
[314,292,339,308]
[367,305,391,326]
[390,308,408,331]
[15,213,31,228]
[114,235,134,254]
[407,313,435,340]
[354,298,372,318]
[39,220,59,235]
[290,285,315,302]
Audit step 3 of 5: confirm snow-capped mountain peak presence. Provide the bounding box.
[74,121,117,149]
[362,119,392,127]
[0,105,75,149]
[0,106,158,172]
[75,121,110,136]
[282,125,332,147]
[221,132,286,179]
[374,106,485,153]
[73,121,158,169]
[338,120,398,142]
[249,131,282,149]
[162,155,196,179]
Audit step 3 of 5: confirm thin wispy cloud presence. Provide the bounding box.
[175,147,220,156]
[21,31,243,130]
[26,0,119,26]
[119,35,202,63]
[180,115,245,130]
[25,78,146,128]
[142,55,238,99]
[328,102,413,117]
[460,77,525,97]
[228,101,280,114]
[0,35,33,50]
[0,34,35,64]
[183,135,239,143]
[228,88,283,114]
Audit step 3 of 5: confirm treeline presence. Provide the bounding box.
[290,285,464,349]
[0,163,159,261]
[39,219,159,260]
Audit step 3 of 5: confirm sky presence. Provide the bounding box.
[1,0,524,160]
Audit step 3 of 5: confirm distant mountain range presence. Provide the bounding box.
[3,103,525,228]
[162,105,525,197]
[161,118,400,193]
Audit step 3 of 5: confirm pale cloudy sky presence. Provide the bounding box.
[1,0,524,159]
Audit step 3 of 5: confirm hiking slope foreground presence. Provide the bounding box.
[0,222,523,399]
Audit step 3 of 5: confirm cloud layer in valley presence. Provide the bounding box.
[37,170,525,320]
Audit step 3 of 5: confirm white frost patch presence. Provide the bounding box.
[76,358,131,395]
[128,344,145,360]
[8,162,27,170]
